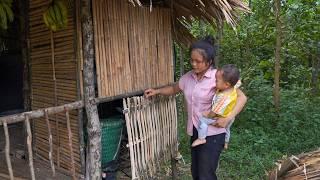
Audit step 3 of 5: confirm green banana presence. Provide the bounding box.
[43,12,50,28]
[2,2,13,22]
[53,3,63,27]
[42,0,69,31]
[48,5,57,24]
[0,3,8,29]
[56,0,68,27]
[46,11,54,27]
[51,24,57,32]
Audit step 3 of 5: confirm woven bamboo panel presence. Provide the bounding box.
[93,0,174,98]
[28,0,81,176]
[123,95,178,179]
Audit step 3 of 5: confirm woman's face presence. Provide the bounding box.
[190,49,211,75]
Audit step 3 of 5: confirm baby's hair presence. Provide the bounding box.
[219,64,240,86]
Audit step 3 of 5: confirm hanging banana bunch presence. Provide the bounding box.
[0,0,14,30]
[43,0,68,32]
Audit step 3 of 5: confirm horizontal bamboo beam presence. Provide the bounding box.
[0,101,83,125]
[96,83,176,104]
[0,83,176,125]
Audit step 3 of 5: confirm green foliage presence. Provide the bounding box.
[217,77,320,179]
[0,0,14,30]
[174,0,319,178]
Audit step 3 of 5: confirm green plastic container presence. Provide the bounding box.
[100,115,124,168]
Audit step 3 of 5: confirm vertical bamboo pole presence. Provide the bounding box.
[132,97,142,175]
[141,97,151,176]
[123,98,137,179]
[25,115,36,180]
[3,122,14,180]
[50,29,60,168]
[44,110,56,176]
[65,108,76,180]
[137,97,147,177]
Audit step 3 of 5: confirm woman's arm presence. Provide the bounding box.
[144,83,181,98]
[214,88,247,127]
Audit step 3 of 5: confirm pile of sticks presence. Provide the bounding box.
[123,95,178,179]
[269,149,320,180]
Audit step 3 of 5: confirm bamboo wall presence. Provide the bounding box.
[93,0,174,98]
[28,0,81,176]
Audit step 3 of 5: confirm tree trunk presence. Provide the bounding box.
[311,42,320,95]
[244,0,252,69]
[215,21,223,68]
[81,0,101,179]
[274,0,282,116]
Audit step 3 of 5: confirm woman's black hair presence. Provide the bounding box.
[190,36,217,67]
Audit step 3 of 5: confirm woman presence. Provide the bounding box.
[144,36,247,180]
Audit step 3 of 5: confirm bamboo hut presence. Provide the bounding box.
[0,0,249,179]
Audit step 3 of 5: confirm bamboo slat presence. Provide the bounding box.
[123,95,178,179]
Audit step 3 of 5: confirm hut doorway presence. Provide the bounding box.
[0,34,24,116]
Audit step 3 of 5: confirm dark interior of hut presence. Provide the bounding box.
[0,23,24,116]
[97,96,142,179]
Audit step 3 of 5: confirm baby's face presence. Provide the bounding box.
[215,70,230,90]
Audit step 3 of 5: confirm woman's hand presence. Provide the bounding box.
[144,83,181,98]
[144,88,159,98]
[202,111,210,117]
[214,117,231,128]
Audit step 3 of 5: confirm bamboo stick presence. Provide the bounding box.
[65,108,76,180]
[132,97,142,175]
[44,109,56,176]
[3,122,14,180]
[141,97,151,176]
[123,98,137,179]
[25,115,36,180]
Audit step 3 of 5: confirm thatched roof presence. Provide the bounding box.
[268,149,320,180]
[128,0,250,46]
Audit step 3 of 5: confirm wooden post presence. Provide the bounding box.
[25,115,35,180]
[17,0,31,165]
[75,0,86,175]
[81,0,102,179]
[17,0,30,112]
[3,122,14,180]
[44,110,56,176]
[65,108,76,180]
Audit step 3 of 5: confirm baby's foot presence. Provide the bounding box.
[224,143,229,150]
[192,139,206,147]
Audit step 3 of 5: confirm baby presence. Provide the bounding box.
[192,64,241,149]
